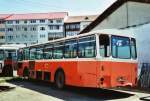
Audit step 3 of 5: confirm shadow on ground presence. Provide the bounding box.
[7,79,134,101]
[0,86,15,92]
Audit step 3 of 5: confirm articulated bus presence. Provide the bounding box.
[17,29,137,89]
[0,44,25,76]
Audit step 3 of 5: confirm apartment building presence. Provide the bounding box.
[5,12,68,45]
[64,15,98,37]
[0,14,12,45]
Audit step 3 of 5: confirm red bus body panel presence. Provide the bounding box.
[17,60,137,88]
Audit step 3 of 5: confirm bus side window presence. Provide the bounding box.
[53,42,64,59]
[78,35,96,58]
[18,49,23,61]
[29,47,36,60]
[64,39,77,58]
[99,35,110,57]
[0,50,4,60]
[43,44,53,59]
[36,46,44,60]
[24,48,29,60]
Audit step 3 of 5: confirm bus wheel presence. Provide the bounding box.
[23,67,29,79]
[55,70,65,89]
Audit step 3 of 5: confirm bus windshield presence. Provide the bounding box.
[0,50,4,60]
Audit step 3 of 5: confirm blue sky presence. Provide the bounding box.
[0,0,116,15]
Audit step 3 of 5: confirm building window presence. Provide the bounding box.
[49,20,53,23]
[40,20,45,23]
[0,28,5,32]
[7,28,13,31]
[40,34,45,38]
[15,20,19,24]
[66,25,69,29]
[24,20,27,24]
[49,25,60,30]
[40,27,45,31]
[16,27,21,31]
[55,25,60,30]
[23,27,27,31]
[33,27,36,31]
[30,20,36,23]
[30,27,36,31]
[0,20,5,24]
[16,35,20,38]
[75,24,80,29]
[56,19,62,23]
[7,21,13,24]
[0,36,5,39]
[49,25,53,30]
[7,35,13,40]
[22,34,27,38]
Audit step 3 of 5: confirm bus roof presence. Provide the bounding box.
[0,44,26,50]
[25,29,135,48]
[90,29,135,38]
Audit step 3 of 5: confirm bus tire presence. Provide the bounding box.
[23,67,29,79]
[54,69,65,89]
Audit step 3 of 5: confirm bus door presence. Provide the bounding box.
[99,34,111,87]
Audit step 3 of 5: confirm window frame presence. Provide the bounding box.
[39,19,45,23]
[40,27,45,31]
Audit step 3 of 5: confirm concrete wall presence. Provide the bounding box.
[93,3,128,30]
[126,23,150,63]
[92,2,150,30]
[128,2,150,26]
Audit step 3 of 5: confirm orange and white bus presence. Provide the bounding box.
[17,29,137,89]
[0,44,25,76]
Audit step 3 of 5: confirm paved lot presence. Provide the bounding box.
[0,80,149,101]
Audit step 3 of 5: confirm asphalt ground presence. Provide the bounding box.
[0,78,149,101]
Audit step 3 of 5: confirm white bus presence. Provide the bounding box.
[0,44,25,76]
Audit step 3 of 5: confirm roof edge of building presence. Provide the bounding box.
[80,0,150,34]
